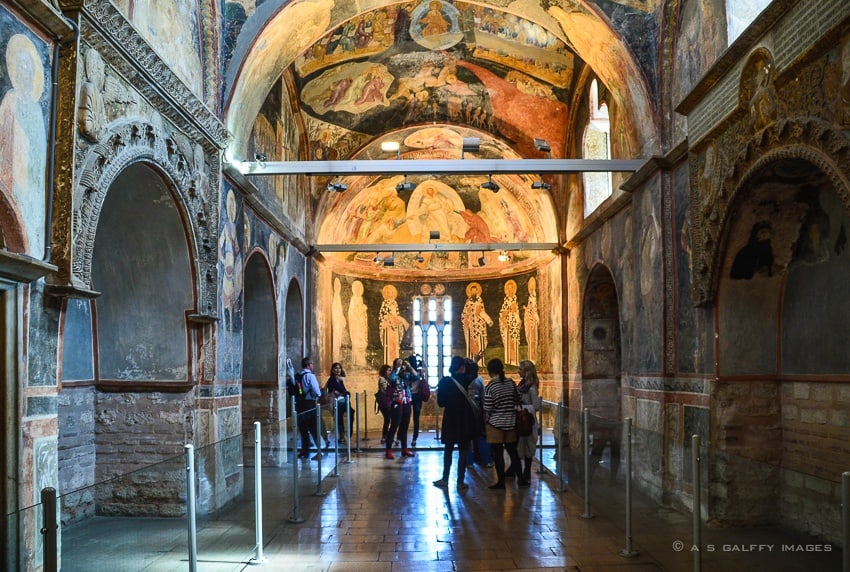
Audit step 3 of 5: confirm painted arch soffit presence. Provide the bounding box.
[315,126,558,280]
[224,0,656,159]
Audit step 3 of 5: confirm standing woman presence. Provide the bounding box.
[516,360,540,483]
[385,358,415,459]
[407,355,426,446]
[483,358,526,488]
[377,364,392,444]
[325,362,355,444]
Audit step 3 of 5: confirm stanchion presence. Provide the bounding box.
[843,472,849,572]
[288,402,304,523]
[40,487,57,572]
[250,422,266,564]
[535,397,544,474]
[185,444,198,572]
[692,434,702,572]
[580,408,593,519]
[345,394,354,462]
[555,402,565,491]
[331,399,341,477]
[362,390,369,441]
[355,392,363,452]
[619,418,638,558]
[314,402,326,496]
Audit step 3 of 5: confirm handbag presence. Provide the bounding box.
[452,378,481,418]
[516,408,534,437]
[419,380,431,402]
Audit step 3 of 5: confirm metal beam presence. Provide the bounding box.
[234,159,644,176]
[314,242,561,253]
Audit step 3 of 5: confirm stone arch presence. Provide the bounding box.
[73,119,218,317]
[692,117,850,305]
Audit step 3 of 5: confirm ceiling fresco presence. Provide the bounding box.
[316,125,558,280]
[293,2,575,157]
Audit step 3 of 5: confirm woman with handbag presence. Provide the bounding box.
[385,358,415,459]
[376,364,392,444]
[516,360,541,484]
[483,358,526,488]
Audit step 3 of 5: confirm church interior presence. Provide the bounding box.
[2,0,850,569]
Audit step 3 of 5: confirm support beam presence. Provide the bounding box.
[234,159,644,177]
[314,242,560,253]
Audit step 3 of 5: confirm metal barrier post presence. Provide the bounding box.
[250,422,266,564]
[345,394,353,462]
[692,434,702,572]
[185,444,198,572]
[289,403,304,523]
[314,402,326,496]
[619,418,638,558]
[580,408,593,519]
[355,392,363,452]
[555,402,565,491]
[40,487,57,572]
[362,390,369,441]
[535,396,544,474]
[843,472,850,572]
[331,399,341,477]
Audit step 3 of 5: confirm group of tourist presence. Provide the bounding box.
[289,353,542,492]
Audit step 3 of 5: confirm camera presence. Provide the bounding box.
[406,354,424,371]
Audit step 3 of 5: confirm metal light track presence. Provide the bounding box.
[235,159,644,176]
[314,242,560,253]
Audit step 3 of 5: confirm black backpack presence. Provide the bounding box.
[287,371,306,400]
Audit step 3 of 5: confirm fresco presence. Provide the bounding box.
[328,272,539,372]
[673,0,724,104]
[0,11,50,257]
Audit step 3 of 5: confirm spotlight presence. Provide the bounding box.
[531,180,552,190]
[533,138,551,156]
[396,175,417,192]
[327,181,348,192]
[429,230,440,240]
[461,137,480,158]
[477,255,486,266]
[254,152,267,162]
[373,255,383,264]
[481,175,499,192]
[498,251,511,262]
[383,256,395,267]
[415,252,425,263]
[381,141,401,159]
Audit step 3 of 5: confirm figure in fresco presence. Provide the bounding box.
[749,61,777,132]
[461,282,493,358]
[406,181,465,242]
[524,277,539,363]
[420,1,449,36]
[499,279,522,366]
[792,189,831,266]
[219,190,243,331]
[354,71,388,106]
[0,33,46,254]
[332,277,346,360]
[78,48,107,142]
[730,220,775,279]
[379,284,409,365]
[348,280,368,368]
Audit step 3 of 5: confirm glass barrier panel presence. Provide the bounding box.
[59,451,187,571]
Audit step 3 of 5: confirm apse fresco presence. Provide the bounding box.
[316,126,557,277]
[294,1,571,151]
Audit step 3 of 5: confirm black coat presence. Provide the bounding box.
[437,375,479,444]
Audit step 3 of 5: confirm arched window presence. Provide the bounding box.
[583,79,611,218]
[412,295,452,387]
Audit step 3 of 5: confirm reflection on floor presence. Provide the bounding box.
[61,434,842,571]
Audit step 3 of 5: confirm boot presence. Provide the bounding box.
[401,448,415,457]
[385,449,394,459]
[522,458,532,482]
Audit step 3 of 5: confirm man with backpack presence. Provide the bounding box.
[292,357,324,460]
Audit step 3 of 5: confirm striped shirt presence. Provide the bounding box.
[484,376,518,430]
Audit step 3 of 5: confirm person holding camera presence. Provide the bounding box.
[384,357,415,459]
[406,355,427,447]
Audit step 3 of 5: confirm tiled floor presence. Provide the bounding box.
[61,433,843,571]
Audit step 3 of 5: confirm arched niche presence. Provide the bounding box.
[91,162,193,384]
[284,277,305,365]
[713,157,850,542]
[580,264,622,483]
[242,251,278,430]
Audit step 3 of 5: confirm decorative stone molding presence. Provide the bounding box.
[80,0,229,152]
[73,119,219,319]
[690,117,850,306]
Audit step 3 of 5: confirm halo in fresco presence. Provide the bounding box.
[410,0,463,51]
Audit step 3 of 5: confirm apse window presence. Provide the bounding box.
[412,295,453,388]
[582,79,612,218]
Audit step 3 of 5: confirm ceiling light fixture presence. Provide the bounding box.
[396,174,417,192]
[497,251,511,262]
[383,255,395,267]
[415,252,425,263]
[429,230,440,240]
[478,255,486,266]
[254,152,267,168]
[481,174,500,192]
[533,138,551,157]
[531,180,551,190]
[381,141,401,159]
[461,137,480,159]
[327,179,348,192]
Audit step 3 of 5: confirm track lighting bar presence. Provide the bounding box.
[313,242,560,253]
[235,159,643,176]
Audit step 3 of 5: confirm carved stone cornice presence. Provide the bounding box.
[73,119,220,319]
[80,0,229,152]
